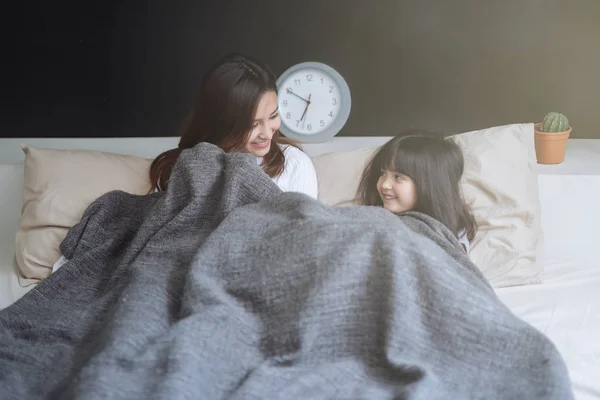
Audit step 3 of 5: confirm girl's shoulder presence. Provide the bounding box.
[458,229,470,254]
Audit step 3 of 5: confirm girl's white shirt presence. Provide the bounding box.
[458,230,470,254]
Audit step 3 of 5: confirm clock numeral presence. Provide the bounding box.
[307,124,312,131]
[286,112,291,119]
[320,78,324,84]
[328,111,333,118]
[286,87,292,94]
[306,74,313,81]
[320,120,325,127]
[329,85,334,93]
[294,79,301,85]
[282,100,287,107]
[296,120,301,127]
[332,98,337,105]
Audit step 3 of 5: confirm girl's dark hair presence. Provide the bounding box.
[150,53,299,191]
[357,133,477,242]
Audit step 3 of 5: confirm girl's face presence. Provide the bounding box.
[245,91,281,157]
[377,169,417,213]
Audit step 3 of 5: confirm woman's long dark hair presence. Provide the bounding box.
[149,53,299,191]
[357,133,477,242]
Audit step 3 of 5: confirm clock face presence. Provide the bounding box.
[276,62,351,142]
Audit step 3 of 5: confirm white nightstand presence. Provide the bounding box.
[535,139,600,175]
[536,139,600,264]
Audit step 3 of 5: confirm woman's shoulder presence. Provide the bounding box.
[276,143,318,198]
[279,144,313,167]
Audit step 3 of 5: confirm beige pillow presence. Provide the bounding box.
[15,146,152,285]
[311,123,543,288]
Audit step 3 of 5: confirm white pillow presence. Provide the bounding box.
[15,146,152,285]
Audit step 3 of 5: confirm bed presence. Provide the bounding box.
[0,127,599,398]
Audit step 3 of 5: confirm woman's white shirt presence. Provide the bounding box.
[257,144,318,199]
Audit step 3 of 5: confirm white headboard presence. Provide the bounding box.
[0,137,598,174]
[0,137,393,165]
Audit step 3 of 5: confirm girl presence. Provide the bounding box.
[356,133,477,253]
[149,53,318,198]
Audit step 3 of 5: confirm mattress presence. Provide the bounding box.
[496,260,600,400]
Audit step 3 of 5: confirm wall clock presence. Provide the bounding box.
[276,62,351,142]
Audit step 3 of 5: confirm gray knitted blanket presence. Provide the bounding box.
[0,143,573,399]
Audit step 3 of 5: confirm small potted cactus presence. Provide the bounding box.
[534,112,571,164]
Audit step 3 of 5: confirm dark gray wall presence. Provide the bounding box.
[4,0,598,138]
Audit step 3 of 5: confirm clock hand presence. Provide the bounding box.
[286,88,309,103]
[300,94,311,121]
[301,94,312,129]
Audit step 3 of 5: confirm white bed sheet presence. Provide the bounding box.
[496,260,600,400]
[0,259,31,310]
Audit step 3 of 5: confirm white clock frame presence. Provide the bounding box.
[276,62,351,143]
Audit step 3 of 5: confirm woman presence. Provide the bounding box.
[149,53,318,198]
[51,53,318,276]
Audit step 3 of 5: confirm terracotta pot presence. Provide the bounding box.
[534,122,571,164]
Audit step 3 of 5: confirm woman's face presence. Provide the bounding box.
[245,91,281,157]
